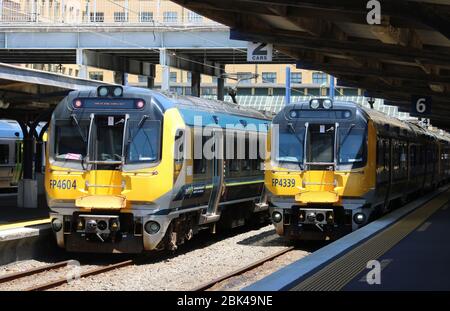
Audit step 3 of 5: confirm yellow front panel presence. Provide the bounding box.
[46,108,185,210]
[265,121,377,205]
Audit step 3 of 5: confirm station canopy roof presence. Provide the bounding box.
[173,0,450,129]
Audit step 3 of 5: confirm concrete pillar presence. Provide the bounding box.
[217,76,224,101]
[191,72,201,97]
[0,0,3,21]
[76,49,88,79]
[217,64,225,101]
[114,72,128,85]
[160,49,170,92]
[147,76,155,89]
[17,123,37,208]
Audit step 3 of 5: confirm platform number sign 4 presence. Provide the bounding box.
[247,42,273,62]
[411,95,431,116]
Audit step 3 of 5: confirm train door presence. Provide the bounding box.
[200,129,224,224]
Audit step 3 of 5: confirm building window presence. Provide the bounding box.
[163,11,178,23]
[90,12,104,22]
[139,11,153,22]
[312,72,328,85]
[170,72,177,83]
[114,12,128,22]
[188,11,202,23]
[237,72,252,84]
[89,71,104,81]
[138,76,148,83]
[291,72,302,84]
[201,87,217,96]
[170,87,183,95]
[262,72,276,83]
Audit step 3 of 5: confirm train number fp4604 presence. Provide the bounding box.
[49,179,77,190]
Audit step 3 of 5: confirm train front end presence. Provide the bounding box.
[266,98,376,240]
[46,86,175,253]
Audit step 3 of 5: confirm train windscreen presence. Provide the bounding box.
[54,119,88,161]
[125,119,161,163]
[276,127,305,164]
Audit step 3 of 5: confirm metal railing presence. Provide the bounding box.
[0,0,222,27]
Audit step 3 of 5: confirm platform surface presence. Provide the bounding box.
[0,194,50,230]
[245,187,450,291]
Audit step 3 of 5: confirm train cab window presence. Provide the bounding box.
[91,116,124,162]
[125,120,161,163]
[307,124,334,163]
[54,119,88,161]
[338,127,366,167]
[0,144,9,164]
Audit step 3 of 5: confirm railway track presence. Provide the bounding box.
[0,259,134,291]
[192,246,295,291]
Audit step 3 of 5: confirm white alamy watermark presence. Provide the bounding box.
[366,259,381,285]
[66,260,81,283]
[366,0,381,25]
[173,117,277,165]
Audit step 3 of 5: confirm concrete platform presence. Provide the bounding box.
[0,193,49,225]
[245,186,450,291]
[0,193,53,265]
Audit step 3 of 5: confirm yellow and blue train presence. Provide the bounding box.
[266,98,450,240]
[46,85,269,253]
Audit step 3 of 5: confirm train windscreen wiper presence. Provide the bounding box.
[70,114,87,143]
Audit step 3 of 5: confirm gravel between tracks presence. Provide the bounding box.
[54,225,310,291]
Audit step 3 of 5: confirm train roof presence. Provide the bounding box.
[63,86,270,121]
[278,99,447,141]
[0,120,22,139]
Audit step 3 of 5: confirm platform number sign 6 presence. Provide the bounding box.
[411,96,431,116]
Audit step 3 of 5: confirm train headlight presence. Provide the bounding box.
[323,99,333,109]
[353,212,366,225]
[74,99,83,108]
[144,221,160,234]
[310,99,320,109]
[113,86,123,97]
[98,86,109,97]
[136,100,145,109]
[272,212,282,223]
[52,219,63,232]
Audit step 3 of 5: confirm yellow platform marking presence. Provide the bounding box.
[0,218,51,231]
[291,189,450,291]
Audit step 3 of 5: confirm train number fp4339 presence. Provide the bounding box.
[272,178,295,187]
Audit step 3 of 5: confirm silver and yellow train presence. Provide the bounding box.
[46,85,269,253]
[0,120,23,191]
[266,98,450,240]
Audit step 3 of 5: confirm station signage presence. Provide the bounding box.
[411,95,432,116]
[247,42,273,62]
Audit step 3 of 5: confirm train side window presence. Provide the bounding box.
[0,144,9,164]
[242,135,251,171]
[229,132,240,172]
[400,142,408,176]
[376,139,383,168]
[410,145,416,171]
[193,134,208,175]
[383,139,390,171]
[392,140,400,172]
